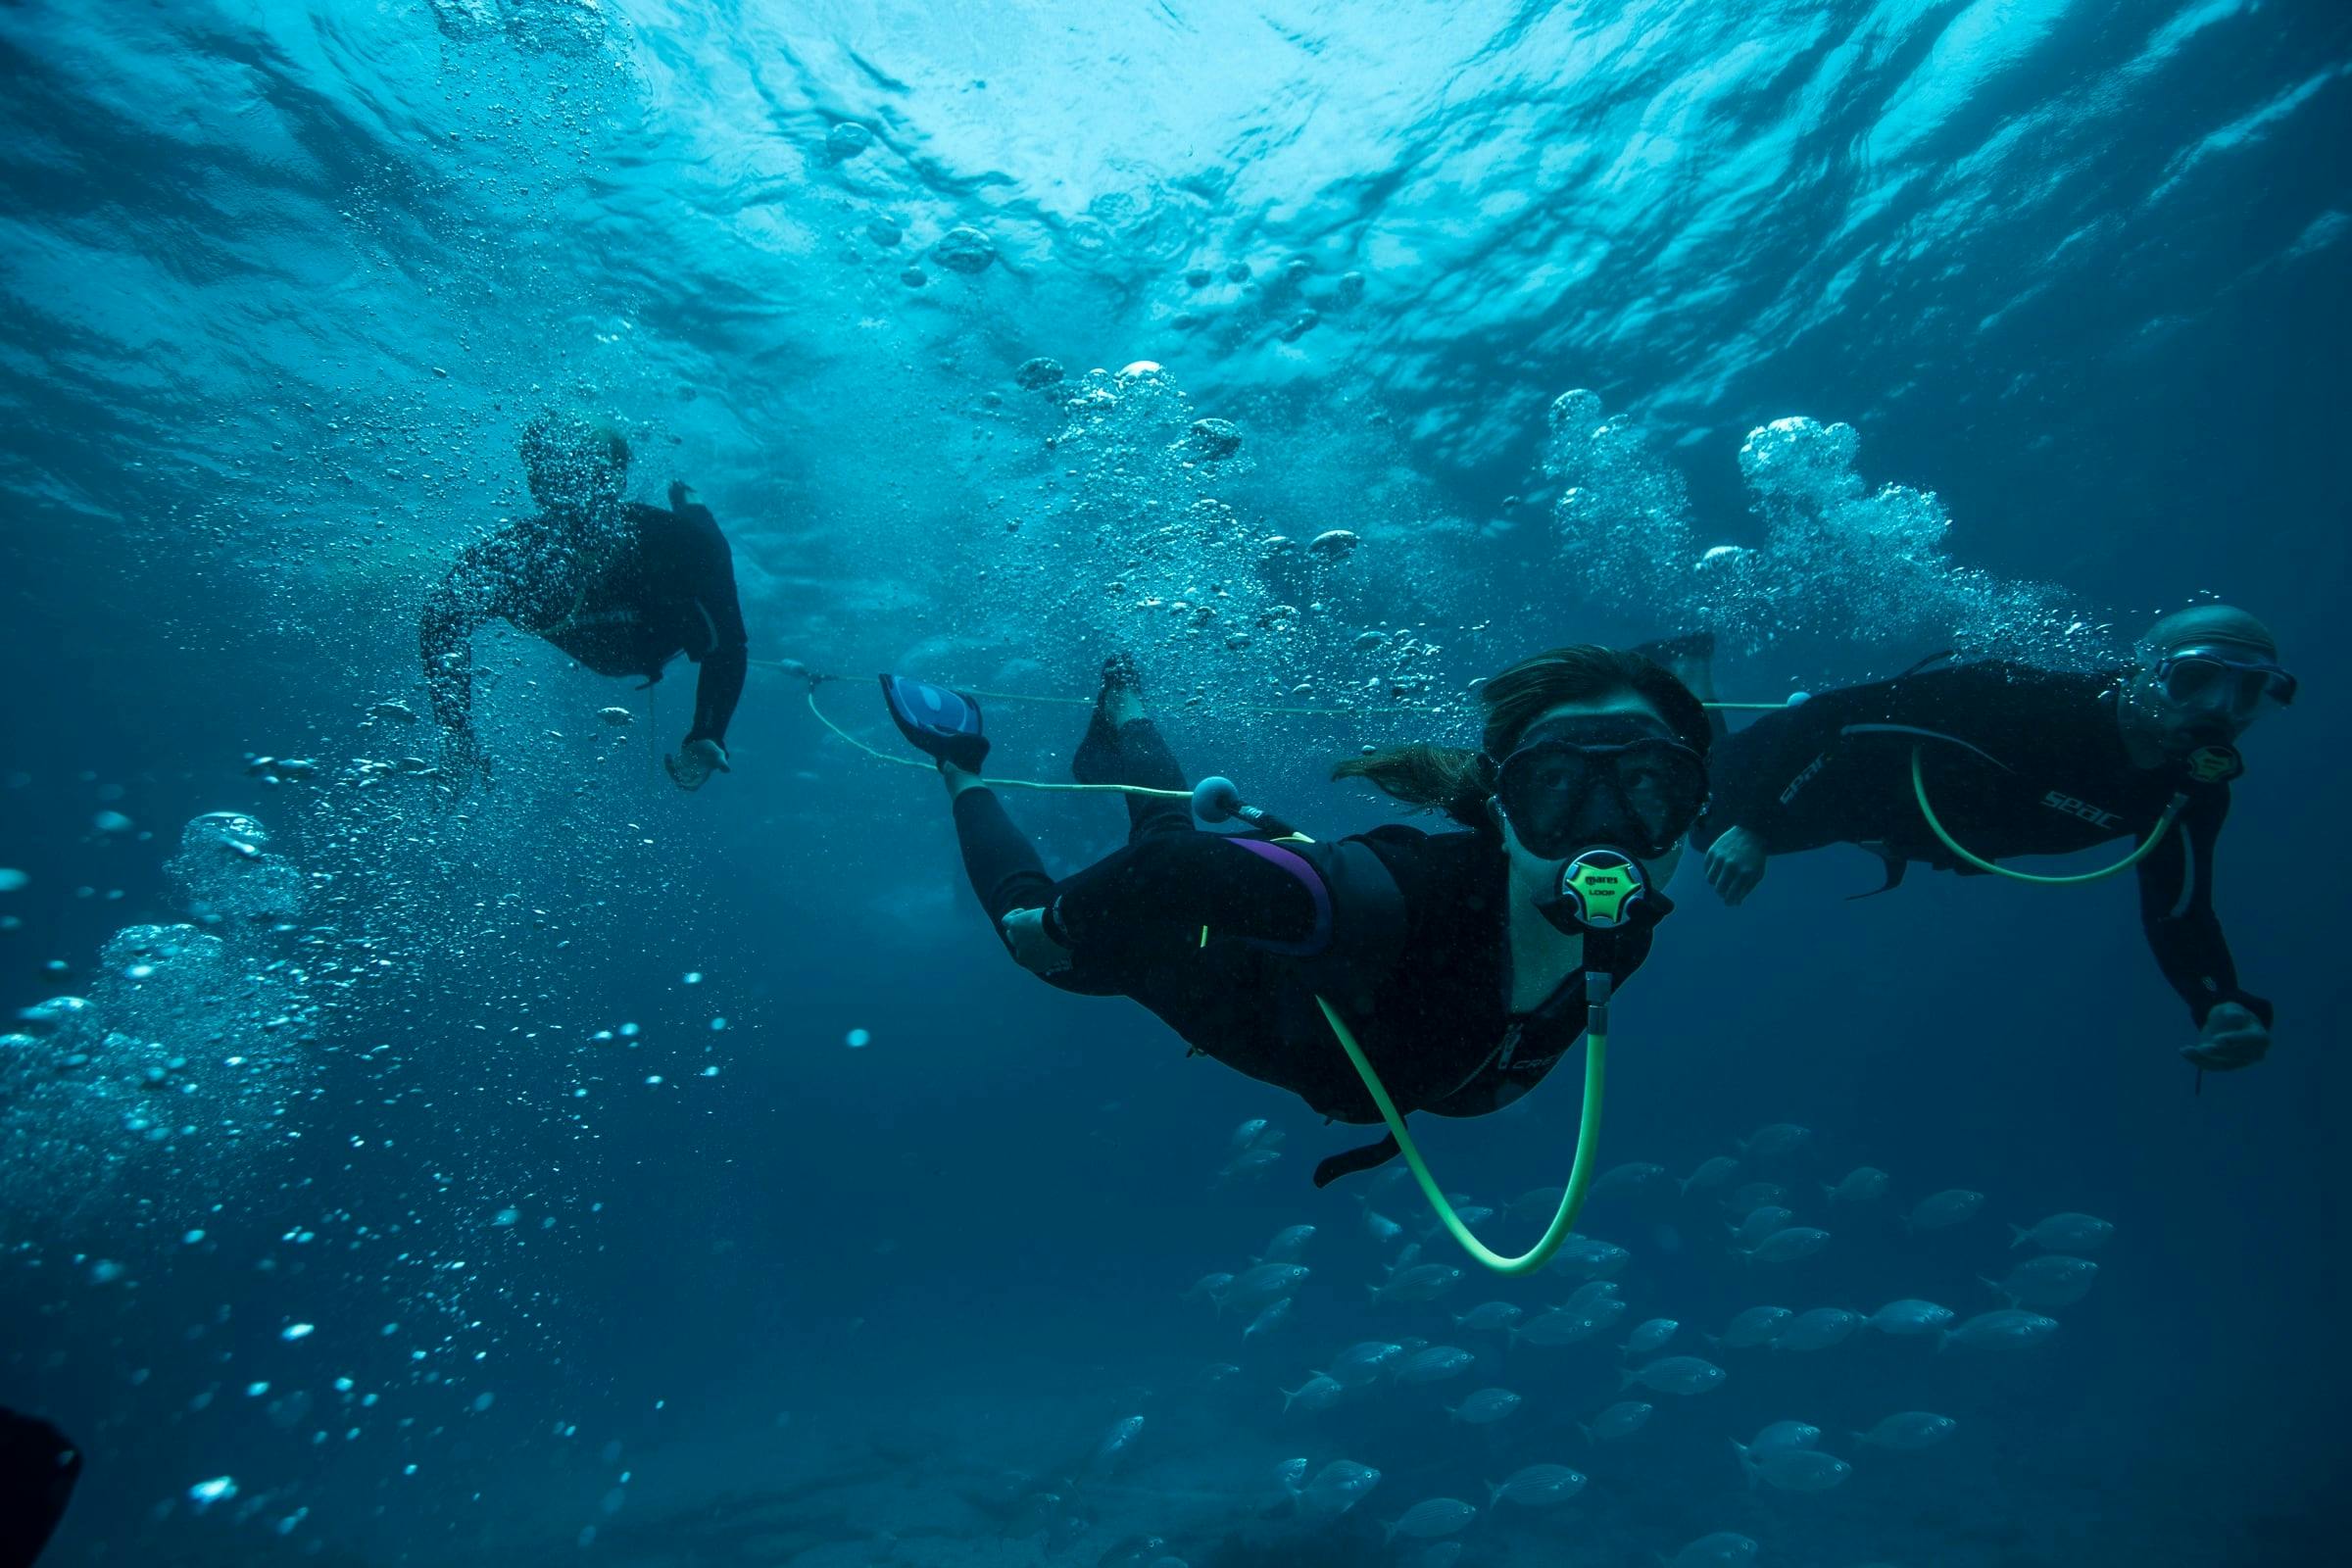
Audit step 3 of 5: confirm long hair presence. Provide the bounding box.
[1332,645,1710,829]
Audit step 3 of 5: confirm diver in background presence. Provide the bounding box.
[880,644,1713,1187]
[0,1403,80,1567]
[419,413,749,793]
[1697,605,2290,1073]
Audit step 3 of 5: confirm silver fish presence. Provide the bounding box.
[1938,1309,2059,1351]
[1444,1387,1522,1425]
[1729,1205,1793,1248]
[1299,1458,1382,1515]
[1679,1156,1741,1194]
[1670,1532,1759,1567]
[1507,1184,1566,1220]
[1579,1399,1653,1442]
[1591,1161,1668,1198]
[1738,1122,1813,1159]
[1229,1117,1272,1152]
[1324,1341,1405,1386]
[1563,1280,1621,1313]
[1486,1462,1585,1507]
[1218,1145,1283,1183]
[1733,1440,1850,1492]
[1183,1271,1233,1304]
[1622,1317,1679,1358]
[2010,1211,2114,1253]
[1242,1298,1294,1341]
[1382,1497,1478,1544]
[1370,1263,1461,1304]
[1982,1255,2098,1309]
[1866,1298,1953,1336]
[1451,1300,1524,1333]
[1258,1224,1316,1263]
[1906,1188,1985,1231]
[1738,1226,1830,1264]
[1511,1304,1612,1348]
[1853,1410,1958,1449]
[1723,1181,1788,1215]
[1774,1307,1861,1351]
[1280,1374,1344,1413]
[1395,1345,1476,1384]
[1824,1165,1890,1202]
[1276,1456,1308,1494]
[1545,1235,1630,1279]
[1712,1306,1791,1348]
[1621,1355,1727,1396]
[1363,1209,1405,1245]
[1092,1414,1145,1475]
[1226,1262,1309,1307]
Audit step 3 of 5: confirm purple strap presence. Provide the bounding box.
[1223,837,1334,957]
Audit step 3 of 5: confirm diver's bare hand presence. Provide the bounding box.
[1704,826,1768,906]
[2182,1001,2269,1071]
[664,738,730,792]
[1000,906,1073,975]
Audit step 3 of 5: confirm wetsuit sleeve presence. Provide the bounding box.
[664,497,749,747]
[1701,688,1867,853]
[418,535,525,733]
[1045,835,1325,960]
[1701,662,2059,854]
[2135,785,2272,1030]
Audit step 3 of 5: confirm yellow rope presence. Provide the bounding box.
[752,659,1788,717]
[802,685,1191,799]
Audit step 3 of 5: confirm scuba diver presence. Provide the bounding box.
[0,1403,79,1567]
[419,413,750,793]
[1696,605,2290,1073]
[880,644,1714,1189]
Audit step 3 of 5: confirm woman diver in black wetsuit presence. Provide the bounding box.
[879,644,1714,1218]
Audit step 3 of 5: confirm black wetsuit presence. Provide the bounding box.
[420,493,749,747]
[1695,659,2270,1029]
[953,719,1661,1183]
[0,1403,79,1567]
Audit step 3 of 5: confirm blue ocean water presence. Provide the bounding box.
[2,1,2347,1564]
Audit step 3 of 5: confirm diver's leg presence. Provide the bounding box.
[949,780,1055,925]
[1634,630,1727,745]
[1069,654,1193,842]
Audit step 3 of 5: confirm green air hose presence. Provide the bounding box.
[1910,747,2183,887]
[1315,979,1611,1276]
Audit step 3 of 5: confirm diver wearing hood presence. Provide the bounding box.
[418,412,750,794]
[885,644,1712,1185]
[1696,605,2290,1072]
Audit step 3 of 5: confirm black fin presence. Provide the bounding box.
[1313,1134,1402,1189]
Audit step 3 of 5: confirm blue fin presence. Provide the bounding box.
[878,673,989,771]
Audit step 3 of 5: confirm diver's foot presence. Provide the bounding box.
[1074,653,1148,783]
[1098,652,1147,726]
[1633,631,1718,704]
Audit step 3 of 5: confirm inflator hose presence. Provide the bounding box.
[1910,747,2182,886]
[1315,982,1611,1276]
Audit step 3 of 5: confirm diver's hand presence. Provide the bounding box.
[1704,826,1768,906]
[1001,906,1073,975]
[2182,1001,2269,1071]
[664,738,730,792]
[668,481,699,511]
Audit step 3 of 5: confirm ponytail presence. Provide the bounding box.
[1332,744,1496,829]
